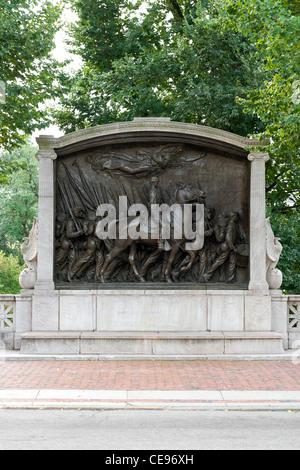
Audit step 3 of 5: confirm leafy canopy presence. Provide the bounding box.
[0,0,63,150]
[54,0,299,213]
[0,251,25,294]
[217,0,300,214]
[0,144,38,262]
[53,0,299,292]
[55,0,263,136]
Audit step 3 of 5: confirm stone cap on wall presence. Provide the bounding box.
[36,118,269,157]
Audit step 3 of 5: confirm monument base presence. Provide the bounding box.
[30,289,274,332]
[20,330,284,355]
[17,289,285,356]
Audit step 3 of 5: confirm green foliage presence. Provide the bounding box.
[218,0,300,213]
[55,0,299,208]
[267,210,300,294]
[0,0,64,150]
[54,0,263,136]
[0,251,24,294]
[51,0,299,292]
[0,144,38,261]
[217,1,300,294]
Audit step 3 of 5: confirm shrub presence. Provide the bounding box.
[0,251,24,294]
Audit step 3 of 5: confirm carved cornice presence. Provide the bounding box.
[35,119,269,154]
[35,135,59,151]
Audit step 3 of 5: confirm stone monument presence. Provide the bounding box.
[19,118,285,355]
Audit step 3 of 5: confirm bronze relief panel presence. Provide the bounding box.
[54,141,250,288]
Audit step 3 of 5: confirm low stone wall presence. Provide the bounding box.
[287,295,300,349]
[0,294,32,350]
[1,291,299,353]
[0,295,16,350]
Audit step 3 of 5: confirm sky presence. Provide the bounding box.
[31,5,81,142]
[31,1,150,144]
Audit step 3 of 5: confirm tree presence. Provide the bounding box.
[54,0,263,136]
[217,0,300,214]
[55,0,299,203]
[0,251,25,295]
[217,0,300,293]
[0,0,63,150]
[53,0,299,292]
[266,210,300,294]
[0,144,38,262]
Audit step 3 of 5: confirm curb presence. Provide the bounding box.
[0,390,299,411]
[0,350,298,361]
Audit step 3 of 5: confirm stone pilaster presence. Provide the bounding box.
[247,151,269,292]
[34,142,57,291]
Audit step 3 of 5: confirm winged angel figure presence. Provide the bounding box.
[266,217,283,289]
[19,218,38,289]
[90,145,206,178]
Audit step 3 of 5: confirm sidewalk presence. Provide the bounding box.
[0,354,300,410]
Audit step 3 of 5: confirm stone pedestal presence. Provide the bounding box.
[20,289,283,355]
[18,120,287,356]
[28,289,274,334]
[32,292,59,331]
[21,330,283,356]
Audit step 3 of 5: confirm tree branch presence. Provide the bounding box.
[266,172,283,192]
[166,0,184,21]
[271,204,300,214]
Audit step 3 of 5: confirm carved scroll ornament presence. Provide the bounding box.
[266,217,283,289]
[19,218,38,289]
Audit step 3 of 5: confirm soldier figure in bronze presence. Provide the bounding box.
[54,142,249,286]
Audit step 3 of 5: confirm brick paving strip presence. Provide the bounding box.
[0,361,299,410]
[0,360,299,390]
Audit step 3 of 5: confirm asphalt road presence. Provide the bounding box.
[0,409,299,451]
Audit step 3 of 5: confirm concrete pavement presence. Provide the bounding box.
[0,389,300,410]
